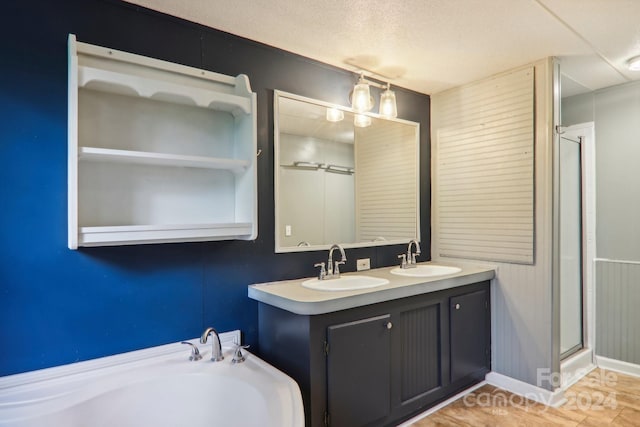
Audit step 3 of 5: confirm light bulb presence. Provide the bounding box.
[354,114,372,128]
[326,107,344,122]
[379,86,398,118]
[351,75,373,112]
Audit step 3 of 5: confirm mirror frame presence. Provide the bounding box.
[274,90,421,253]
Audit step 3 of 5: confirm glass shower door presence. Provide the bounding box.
[560,136,583,358]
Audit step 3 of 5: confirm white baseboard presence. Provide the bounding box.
[485,371,566,408]
[596,355,640,378]
[561,349,596,389]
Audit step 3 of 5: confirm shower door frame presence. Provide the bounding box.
[554,121,596,365]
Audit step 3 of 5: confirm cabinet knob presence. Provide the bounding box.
[386,322,393,330]
[455,303,461,310]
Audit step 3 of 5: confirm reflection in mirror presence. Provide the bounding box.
[274,90,420,252]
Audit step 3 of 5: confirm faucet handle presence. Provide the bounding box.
[333,260,345,276]
[314,262,327,280]
[232,344,250,364]
[397,254,407,269]
[181,341,203,361]
[411,251,420,264]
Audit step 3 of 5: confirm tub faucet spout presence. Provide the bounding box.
[201,327,224,362]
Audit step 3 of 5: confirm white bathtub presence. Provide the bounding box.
[0,332,304,427]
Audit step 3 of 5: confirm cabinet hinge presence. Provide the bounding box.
[485,300,488,309]
[324,340,329,356]
[324,410,330,427]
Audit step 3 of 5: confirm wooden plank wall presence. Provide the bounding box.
[435,67,534,264]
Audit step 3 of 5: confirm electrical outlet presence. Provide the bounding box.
[356,258,371,271]
[285,225,292,236]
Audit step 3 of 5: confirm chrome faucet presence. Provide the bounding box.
[328,244,347,277]
[314,244,347,280]
[399,239,421,269]
[200,327,224,362]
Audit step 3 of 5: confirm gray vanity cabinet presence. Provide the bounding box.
[256,281,490,427]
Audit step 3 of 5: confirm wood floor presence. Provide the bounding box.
[411,369,640,426]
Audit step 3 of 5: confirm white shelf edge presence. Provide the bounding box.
[79,147,249,172]
[78,223,254,246]
[80,223,252,233]
[78,65,251,115]
[68,36,79,250]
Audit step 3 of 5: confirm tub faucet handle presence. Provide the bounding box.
[232,344,250,364]
[181,341,203,361]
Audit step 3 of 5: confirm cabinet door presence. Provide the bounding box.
[450,289,489,383]
[326,314,391,427]
[398,302,442,402]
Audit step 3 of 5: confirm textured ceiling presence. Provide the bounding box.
[125,0,640,97]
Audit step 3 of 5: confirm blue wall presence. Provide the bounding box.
[0,0,430,376]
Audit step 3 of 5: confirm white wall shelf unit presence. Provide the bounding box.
[68,34,257,249]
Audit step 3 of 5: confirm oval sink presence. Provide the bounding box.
[301,275,389,291]
[390,265,462,277]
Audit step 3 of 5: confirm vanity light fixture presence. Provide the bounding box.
[326,107,345,122]
[627,55,640,71]
[349,72,398,120]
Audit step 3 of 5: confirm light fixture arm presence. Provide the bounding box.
[355,73,390,90]
[350,71,398,119]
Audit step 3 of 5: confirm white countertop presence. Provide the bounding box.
[248,261,496,315]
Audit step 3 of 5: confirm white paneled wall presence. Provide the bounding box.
[432,59,556,388]
[596,259,640,364]
[436,67,534,264]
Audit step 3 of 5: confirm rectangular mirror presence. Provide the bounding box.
[274,90,420,252]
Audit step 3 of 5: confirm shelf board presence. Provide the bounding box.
[79,147,250,172]
[78,223,254,246]
[78,65,251,115]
